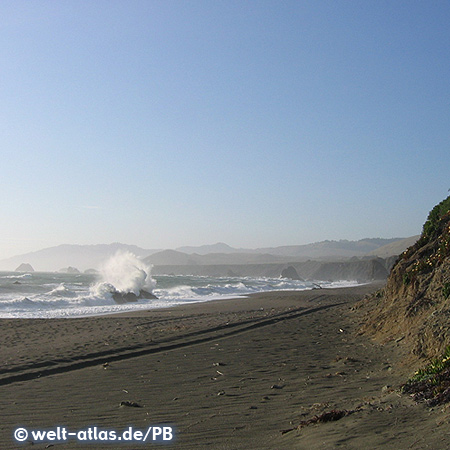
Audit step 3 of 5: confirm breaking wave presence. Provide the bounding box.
[0,262,362,318]
[91,250,156,297]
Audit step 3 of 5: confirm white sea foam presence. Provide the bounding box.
[1,273,32,279]
[0,267,362,318]
[91,250,156,296]
[48,283,76,297]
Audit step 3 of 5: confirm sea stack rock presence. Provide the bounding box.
[281,265,303,280]
[59,267,81,274]
[15,263,34,272]
[112,289,157,304]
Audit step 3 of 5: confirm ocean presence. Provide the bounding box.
[0,251,360,318]
[0,271,361,319]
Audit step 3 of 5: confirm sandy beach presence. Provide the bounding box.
[2,283,450,449]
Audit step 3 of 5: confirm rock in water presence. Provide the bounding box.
[112,289,157,304]
[139,289,157,299]
[59,266,81,274]
[15,263,34,272]
[281,265,303,280]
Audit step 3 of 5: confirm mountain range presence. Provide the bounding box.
[0,237,418,272]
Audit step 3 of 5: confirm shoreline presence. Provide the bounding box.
[0,272,365,319]
[2,282,448,449]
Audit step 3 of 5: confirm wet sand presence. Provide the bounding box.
[2,283,450,449]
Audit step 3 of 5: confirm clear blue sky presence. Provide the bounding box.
[1,0,450,258]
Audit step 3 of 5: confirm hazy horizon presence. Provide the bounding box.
[0,236,419,273]
[1,1,449,259]
[2,235,415,259]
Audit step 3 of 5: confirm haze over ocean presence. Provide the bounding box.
[1,1,449,258]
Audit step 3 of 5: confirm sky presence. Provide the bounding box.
[1,0,450,258]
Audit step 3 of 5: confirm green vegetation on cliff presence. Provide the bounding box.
[401,195,450,286]
[402,344,450,406]
[422,195,450,241]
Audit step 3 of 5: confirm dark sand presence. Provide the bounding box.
[2,283,450,449]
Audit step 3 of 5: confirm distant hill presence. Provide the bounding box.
[176,242,242,255]
[367,235,420,258]
[254,238,406,259]
[172,238,412,264]
[0,237,416,273]
[144,250,200,266]
[145,238,416,268]
[145,250,285,266]
[0,243,161,272]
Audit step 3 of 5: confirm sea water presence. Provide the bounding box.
[0,252,360,318]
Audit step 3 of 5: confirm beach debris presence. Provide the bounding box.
[271,384,285,389]
[281,409,354,434]
[335,356,359,364]
[217,390,226,396]
[120,401,143,408]
[299,409,353,427]
[103,362,110,369]
[326,371,346,378]
[213,362,226,366]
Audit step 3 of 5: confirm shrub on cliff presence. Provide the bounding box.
[422,195,450,242]
[398,195,450,286]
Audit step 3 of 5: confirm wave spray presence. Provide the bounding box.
[96,250,156,295]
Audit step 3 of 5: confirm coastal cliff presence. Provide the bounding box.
[360,195,450,362]
[152,258,389,282]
